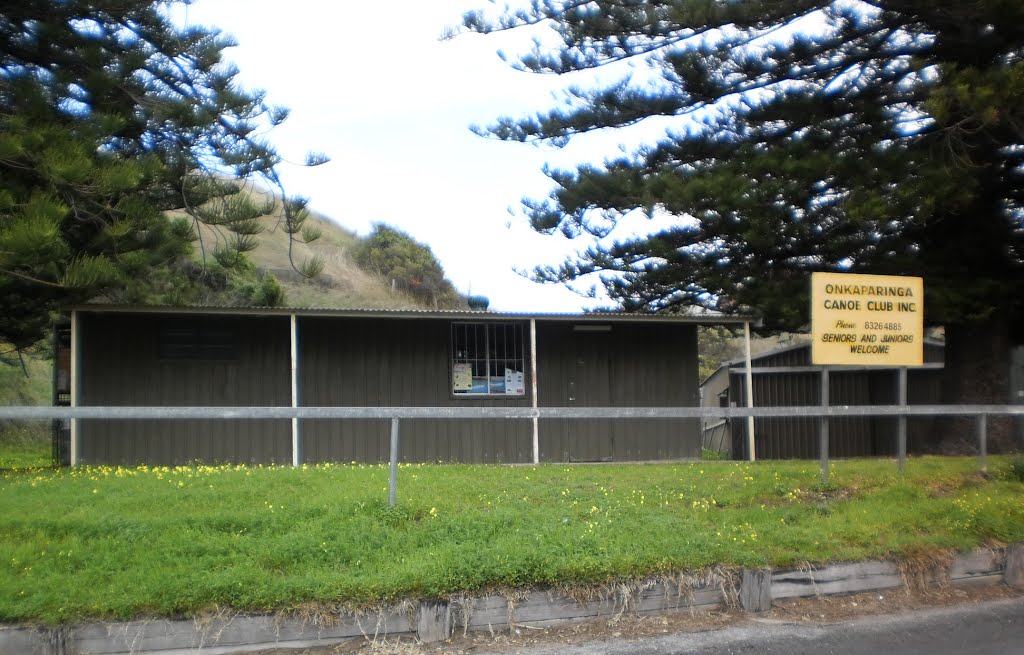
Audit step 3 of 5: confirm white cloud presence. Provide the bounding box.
[177,0,642,312]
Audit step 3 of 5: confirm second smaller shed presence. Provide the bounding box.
[700,339,945,459]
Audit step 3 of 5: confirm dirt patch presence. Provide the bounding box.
[244,583,1022,655]
[765,580,1021,624]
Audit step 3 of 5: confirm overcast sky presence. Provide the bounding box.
[175,0,652,312]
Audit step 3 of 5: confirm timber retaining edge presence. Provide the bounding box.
[2,545,1022,655]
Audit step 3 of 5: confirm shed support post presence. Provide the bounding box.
[897,367,907,472]
[820,368,830,484]
[388,418,400,507]
[744,321,755,462]
[977,414,988,474]
[290,313,300,466]
[530,318,539,464]
[69,310,80,467]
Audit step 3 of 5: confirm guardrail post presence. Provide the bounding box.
[897,367,907,472]
[977,414,988,473]
[69,309,80,467]
[820,369,829,484]
[744,321,756,462]
[290,313,301,467]
[389,418,400,507]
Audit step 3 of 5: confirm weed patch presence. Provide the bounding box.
[1002,457,1024,483]
[897,546,956,593]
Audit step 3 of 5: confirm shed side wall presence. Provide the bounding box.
[79,314,291,465]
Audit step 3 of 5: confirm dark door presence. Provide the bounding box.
[570,332,613,461]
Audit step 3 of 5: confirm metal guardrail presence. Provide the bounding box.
[3,405,1022,504]
[3,405,1024,420]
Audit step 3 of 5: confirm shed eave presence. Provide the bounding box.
[66,304,759,326]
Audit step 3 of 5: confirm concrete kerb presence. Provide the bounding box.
[1,545,1019,654]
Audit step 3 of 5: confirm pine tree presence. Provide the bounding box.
[0,0,325,349]
[464,1,1024,441]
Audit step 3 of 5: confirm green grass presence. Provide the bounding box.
[0,423,51,468]
[701,447,729,460]
[1,457,1022,624]
[0,353,51,408]
[1,353,53,469]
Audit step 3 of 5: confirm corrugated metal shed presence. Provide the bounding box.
[65,305,726,466]
[700,340,945,459]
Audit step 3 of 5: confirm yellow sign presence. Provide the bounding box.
[811,272,924,366]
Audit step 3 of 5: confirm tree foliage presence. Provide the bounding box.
[697,325,740,383]
[354,224,461,309]
[463,1,1024,336]
[0,0,323,348]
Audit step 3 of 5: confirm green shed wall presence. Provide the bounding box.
[78,314,292,465]
[74,313,702,465]
[297,317,533,463]
[727,342,945,459]
[536,322,700,461]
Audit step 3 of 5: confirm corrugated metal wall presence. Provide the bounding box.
[298,317,532,464]
[865,368,942,454]
[537,323,700,462]
[77,314,702,465]
[1012,346,1024,448]
[729,342,945,459]
[731,370,878,459]
[79,314,292,465]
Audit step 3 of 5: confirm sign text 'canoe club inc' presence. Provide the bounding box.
[811,272,924,367]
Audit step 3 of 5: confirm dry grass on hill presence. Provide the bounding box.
[182,185,443,310]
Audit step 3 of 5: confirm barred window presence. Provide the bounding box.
[451,322,525,396]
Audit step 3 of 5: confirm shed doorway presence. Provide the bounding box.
[569,331,613,461]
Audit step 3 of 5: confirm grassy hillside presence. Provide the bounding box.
[0,353,49,407]
[186,185,463,310]
[0,352,52,468]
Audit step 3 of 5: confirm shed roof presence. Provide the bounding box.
[70,304,761,326]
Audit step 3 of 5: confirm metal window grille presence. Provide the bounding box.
[451,322,525,396]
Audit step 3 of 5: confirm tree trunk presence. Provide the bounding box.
[934,318,1014,453]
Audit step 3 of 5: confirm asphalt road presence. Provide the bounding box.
[471,598,1024,655]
